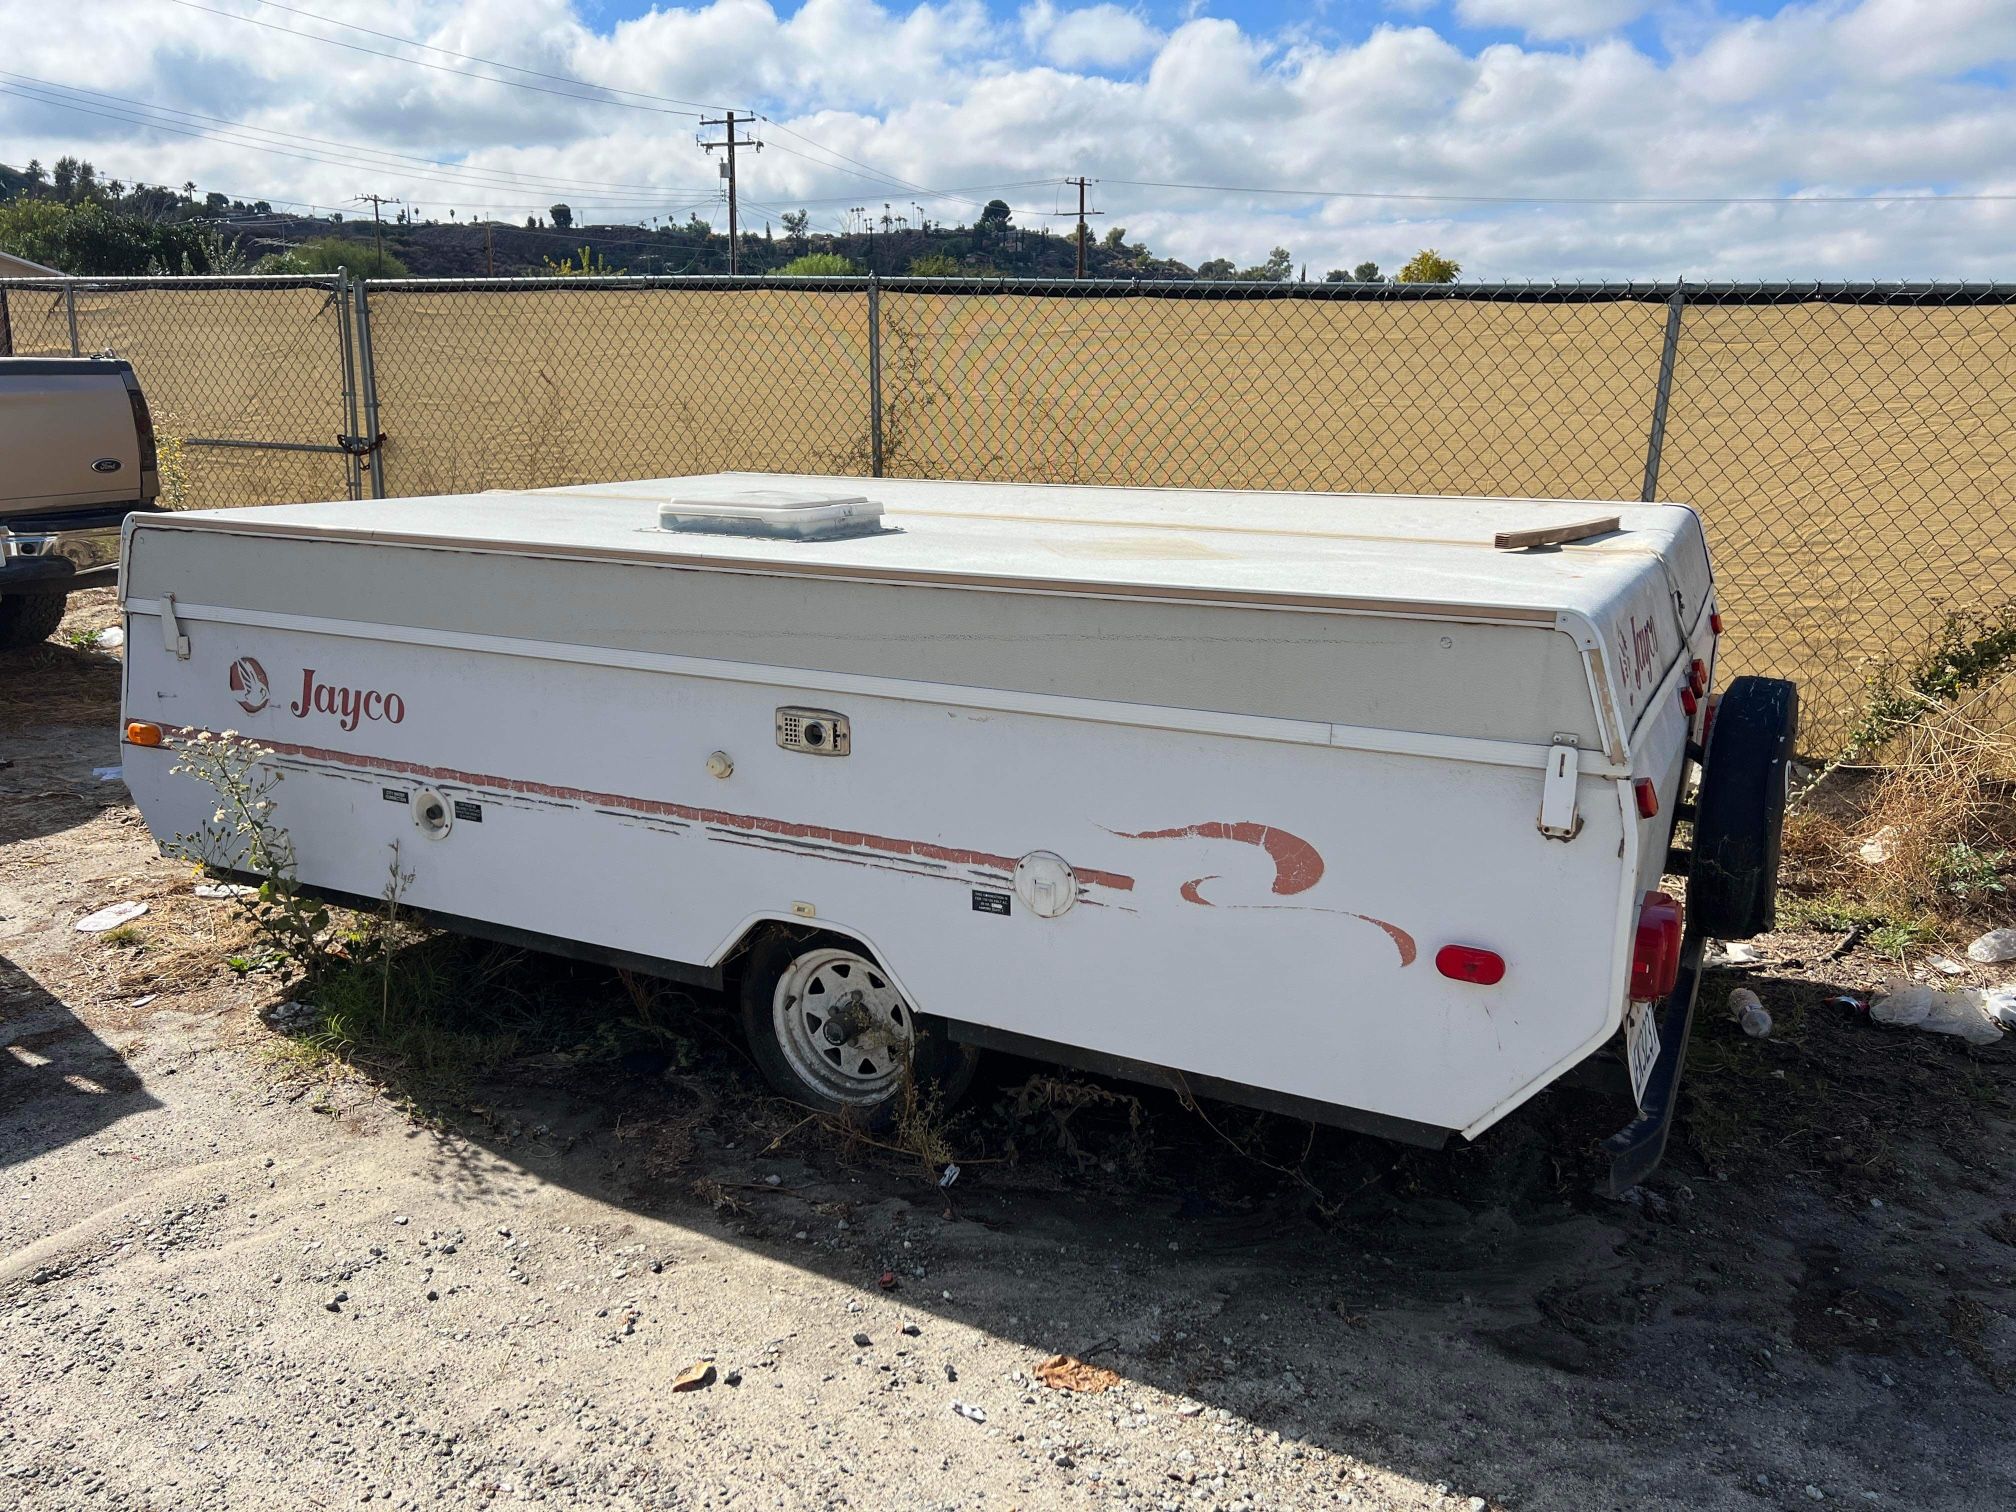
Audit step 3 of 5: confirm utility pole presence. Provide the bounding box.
[699,110,762,273]
[1065,176,1102,279]
[352,194,398,267]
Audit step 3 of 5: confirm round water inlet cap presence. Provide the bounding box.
[412,787,454,840]
[1013,851,1077,919]
[706,750,734,779]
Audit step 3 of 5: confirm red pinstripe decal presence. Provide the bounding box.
[167,728,1137,892]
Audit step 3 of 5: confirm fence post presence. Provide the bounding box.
[353,277,387,499]
[1640,285,1686,502]
[334,270,363,502]
[0,287,12,357]
[866,274,884,478]
[64,279,80,356]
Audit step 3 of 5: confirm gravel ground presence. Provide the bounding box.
[5,598,2015,1511]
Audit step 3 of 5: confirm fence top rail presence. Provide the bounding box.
[5,272,2013,305]
[264,274,2016,305]
[0,274,346,293]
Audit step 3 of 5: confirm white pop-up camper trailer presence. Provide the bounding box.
[119,474,1795,1190]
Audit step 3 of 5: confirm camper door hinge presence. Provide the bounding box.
[160,593,190,660]
[1537,735,1582,841]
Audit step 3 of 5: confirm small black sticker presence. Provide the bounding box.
[382,787,409,804]
[453,800,483,822]
[971,889,1011,916]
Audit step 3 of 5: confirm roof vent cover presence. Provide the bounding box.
[658,489,883,541]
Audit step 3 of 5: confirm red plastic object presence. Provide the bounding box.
[1709,611,1724,635]
[1436,944,1507,985]
[1633,778,1660,818]
[1631,892,1683,1002]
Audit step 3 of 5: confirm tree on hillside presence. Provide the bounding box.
[907,252,960,276]
[0,197,212,274]
[978,199,1012,231]
[550,202,573,230]
[1238,247,1293,282]
[1195,257,1236,278]
[1324,261,1385,283]
[781,209,810,248]
[1395,249,1459,284]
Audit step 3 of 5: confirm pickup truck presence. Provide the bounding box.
[119,474,1797,1191]
[1,356,160,647]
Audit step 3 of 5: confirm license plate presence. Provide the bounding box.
[1624,1000,1661,1109]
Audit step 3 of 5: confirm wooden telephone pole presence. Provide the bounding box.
[352,194,398,267]
[699,112,762,274]
[1065,176,1102,279]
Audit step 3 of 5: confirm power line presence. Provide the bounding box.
[230,0,734,114]
[0,73,697,197]
[0,82,724,214]
[161,1,1008,216]
[1098,175,2016,207]
[161,0,705,118]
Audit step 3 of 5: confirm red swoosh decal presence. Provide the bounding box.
[1110,821,1324,896]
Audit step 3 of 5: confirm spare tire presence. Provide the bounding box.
[1689,675,1799,939]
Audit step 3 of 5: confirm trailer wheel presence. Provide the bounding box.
[741,934,978,1126]
[0,591,69,650]
[1689,675,1799,940]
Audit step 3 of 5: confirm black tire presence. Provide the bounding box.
[0,591,70,650]
[1689,675,1799,939]
[738,931,980,1127]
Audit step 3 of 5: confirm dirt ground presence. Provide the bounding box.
[5,593,2016,1512]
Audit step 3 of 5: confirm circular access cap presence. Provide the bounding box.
[1013,851,1077,918]
[412,787,454,840]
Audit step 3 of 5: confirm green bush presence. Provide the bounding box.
[256,236,409,278]
[772,252,858,276]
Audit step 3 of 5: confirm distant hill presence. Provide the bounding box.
[223,209,1206,281]
[5,156,1375,282]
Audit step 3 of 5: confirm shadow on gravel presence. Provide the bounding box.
[1,635,126,845]
[0,955,160,1169]
[252,937,2016,1508]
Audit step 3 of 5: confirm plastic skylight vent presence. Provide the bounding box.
[657,489,883,541]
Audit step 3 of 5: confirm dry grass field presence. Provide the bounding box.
[9,279,2013,749]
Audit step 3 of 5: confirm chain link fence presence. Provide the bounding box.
[7,274,2013,751]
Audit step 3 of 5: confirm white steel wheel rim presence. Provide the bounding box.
[772,947,916,1105]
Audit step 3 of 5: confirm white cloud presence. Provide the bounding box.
[1020,3,1163,70]
[2,0,2013,278]
[1454,0,1650,41]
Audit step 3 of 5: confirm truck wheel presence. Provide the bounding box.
[0,592,69,650]
[740,933,979,1126]
[1690,675,1799,940]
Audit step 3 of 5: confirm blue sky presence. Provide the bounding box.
[6,1,2014,277]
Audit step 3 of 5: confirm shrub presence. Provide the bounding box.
[772,252,858,276]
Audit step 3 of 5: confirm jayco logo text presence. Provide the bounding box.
[289,668,406,730]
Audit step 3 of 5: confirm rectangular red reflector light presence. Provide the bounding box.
[1689,658,1709,695]
[1680,687,1698,716]
[1436,944,1506,985]
[1709,611,1724,635]
[1631,892,1683,1002]
[1633,778,1660,818]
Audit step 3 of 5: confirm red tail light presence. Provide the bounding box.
[1436,945,1506,985]
[122,369,158,499]
[1680,687,1698,716]
[1689,658,1709,696]
[1709,611,1724,635]
[1631,892,1683,1002]
[1633,778,1660,818]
